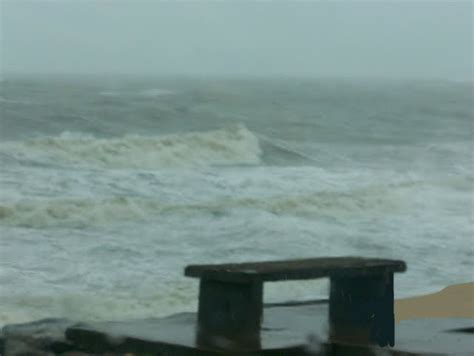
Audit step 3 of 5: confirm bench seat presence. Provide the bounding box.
[185,256,406,282]
[185,256,406,349]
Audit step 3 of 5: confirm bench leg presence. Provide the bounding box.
[329,272,395,347]
[196,279,263,348]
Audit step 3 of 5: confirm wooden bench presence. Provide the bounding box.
[185,257,406,348]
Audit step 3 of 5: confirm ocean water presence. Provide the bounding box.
[0,76,472,326]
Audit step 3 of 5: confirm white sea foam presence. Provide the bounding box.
[0,292,197,328]
[0,180,428,229]
[0,125,262,169]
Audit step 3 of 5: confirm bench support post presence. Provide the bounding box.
[329,272,394,347]
[196,279,263,348]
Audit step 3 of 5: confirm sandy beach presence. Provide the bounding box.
[395,282,474,323]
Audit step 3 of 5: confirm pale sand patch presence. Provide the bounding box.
[395,282,474,323]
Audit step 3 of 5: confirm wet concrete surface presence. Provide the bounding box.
[62,303,473,355]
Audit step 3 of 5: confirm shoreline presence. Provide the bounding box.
[1,281,473,355]
[395,281,474,323]
[2,282,473,329]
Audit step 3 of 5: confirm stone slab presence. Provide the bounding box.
[1,318,77,355]
[64,303,473,355]
[185,257,406,283]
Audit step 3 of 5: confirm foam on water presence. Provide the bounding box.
[0,185,406,229]
[0,125,261,169]
[0,78,472,328]
[0,169,470,230]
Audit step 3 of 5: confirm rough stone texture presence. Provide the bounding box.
[64,304,328,355]
[1,308,473,355]
[1,318,76,355]
[62,304,473,355]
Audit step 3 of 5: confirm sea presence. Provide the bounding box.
[0,75,472,327]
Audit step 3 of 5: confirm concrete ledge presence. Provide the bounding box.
[62,304,472,355]
[1,304,473,355]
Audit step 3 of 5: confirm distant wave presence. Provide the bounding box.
[98,88,175,97]
[138,88,175,97]
[0,96,30,105]
[98,91,121,97]
[0,125,262,169]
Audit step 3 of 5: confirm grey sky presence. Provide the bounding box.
[1,1,472,80]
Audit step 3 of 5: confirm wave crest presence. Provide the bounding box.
[0,125,261,169]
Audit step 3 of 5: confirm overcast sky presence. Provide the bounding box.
[1,1,472,80]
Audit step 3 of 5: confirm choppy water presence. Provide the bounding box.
[0,76,472,326]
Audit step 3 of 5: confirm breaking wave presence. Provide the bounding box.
[3,175,470,229]
[0,184,412,229]
[0,125,261,169]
